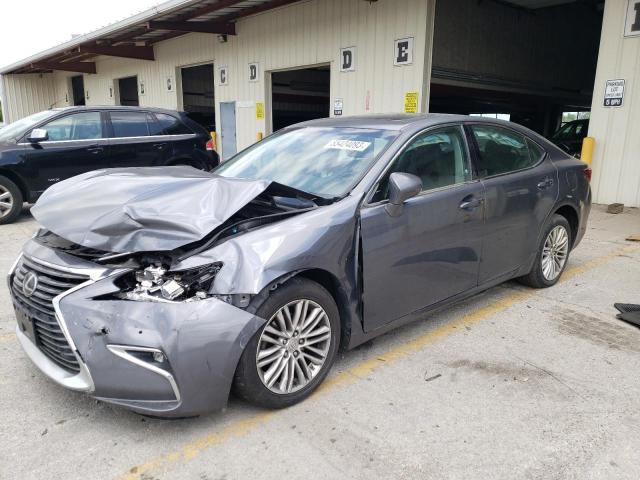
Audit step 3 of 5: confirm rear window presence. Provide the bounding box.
[156,113,193,135]
[110,111,151,137]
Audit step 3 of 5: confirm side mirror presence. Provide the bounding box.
[28,128,48,143]
[385,172,422,216]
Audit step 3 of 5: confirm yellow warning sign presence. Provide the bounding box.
[256,102,265,120]
[404,92,419,113]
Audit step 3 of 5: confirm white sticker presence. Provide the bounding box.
[325,139,371,152]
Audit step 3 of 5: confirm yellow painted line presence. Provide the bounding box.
[0,332,16,343]
[117,243,639,480]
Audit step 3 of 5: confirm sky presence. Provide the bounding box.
[0,0,163,69]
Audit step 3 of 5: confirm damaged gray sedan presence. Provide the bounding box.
[8,115,591,417]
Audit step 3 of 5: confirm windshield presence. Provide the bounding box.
[0,110,57,143]
[215,127,398,198]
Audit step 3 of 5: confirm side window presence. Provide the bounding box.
[526,139,546,164]
[471,125,538,176]
[371,126,471,203]
[42,112,103,141]
[110,111,151,137]
[155,113,193,135]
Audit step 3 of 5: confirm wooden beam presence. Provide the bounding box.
[30,61,96,74]
[215,0,302,23]
[146,20,236,35]
[77,44,155,61]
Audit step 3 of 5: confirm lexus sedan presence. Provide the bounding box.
[8,114,591,417]
[0,106,218,224]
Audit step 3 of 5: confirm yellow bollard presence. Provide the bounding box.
[257,132,264,141]
[581,136,595,166]
[210,132,217,150]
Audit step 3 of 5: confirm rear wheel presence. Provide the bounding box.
[519,214,571,288]
[0,176,23,225]
[233,277,340,408]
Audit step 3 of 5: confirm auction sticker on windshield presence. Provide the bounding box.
[324,139,372,151]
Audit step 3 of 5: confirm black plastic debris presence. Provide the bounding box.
[614,303,640,329]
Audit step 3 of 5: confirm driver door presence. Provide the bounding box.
[360,125,485,332]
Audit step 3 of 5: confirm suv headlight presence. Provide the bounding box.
[115,263,222,303]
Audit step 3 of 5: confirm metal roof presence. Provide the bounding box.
[0,0,299,75]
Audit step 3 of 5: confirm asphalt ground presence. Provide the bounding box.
[1,204,639,480]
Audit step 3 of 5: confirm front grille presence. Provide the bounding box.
[11,256,89,373]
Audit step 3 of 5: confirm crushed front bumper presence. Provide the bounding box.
[10,240,265,417]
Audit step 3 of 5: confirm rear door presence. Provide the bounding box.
[154,113,208,168]
[468,123,558,284]
[107,110,171,168]
[22,111,109,194]
[360,125,484,332]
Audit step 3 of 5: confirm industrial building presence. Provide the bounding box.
[0,0,638,206]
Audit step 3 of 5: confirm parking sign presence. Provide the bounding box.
[604,79,625,107]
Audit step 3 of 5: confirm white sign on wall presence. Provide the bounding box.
[604,79,625,107]
[218,66,229,86]
[166,76,175,92]
[248,63,259,82]
[625,0,640,37]
[334,98,343,116]
[394,37,414,66]
[139,80,146,96]
[340,47,356,72]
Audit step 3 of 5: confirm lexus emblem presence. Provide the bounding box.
[22,272,39,297]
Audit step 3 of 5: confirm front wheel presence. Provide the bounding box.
[233,277,340,408]
[0,176,23,225]
[519,214,571,288]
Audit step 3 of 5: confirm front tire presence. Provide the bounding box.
[0,175,23,225]
[519,214,571,288]
[233,277,340,409]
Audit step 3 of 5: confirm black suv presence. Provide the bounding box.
[0,106,219,224]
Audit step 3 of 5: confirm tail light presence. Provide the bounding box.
[584,167,592,182]
[206,138,215,151]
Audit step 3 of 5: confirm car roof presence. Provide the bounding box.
[290,113,519,132]
[51,105,183,115]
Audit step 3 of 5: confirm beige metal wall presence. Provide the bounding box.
[589,0,640,207]
[1,0,434,158]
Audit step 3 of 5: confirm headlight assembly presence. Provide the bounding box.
[115,263,222,303]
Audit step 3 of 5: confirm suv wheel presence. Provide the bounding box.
[233,277,340,408]
[519,214,571,288]
[0,176,23,225]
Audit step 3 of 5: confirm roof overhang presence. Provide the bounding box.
[0,0,301,75]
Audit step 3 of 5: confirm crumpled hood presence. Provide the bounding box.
[31,167,271,253]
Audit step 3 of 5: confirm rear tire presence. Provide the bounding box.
[519,214,571,288]
[0,176,23,225]
[233,277,340,409]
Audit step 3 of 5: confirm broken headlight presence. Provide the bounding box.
[115,263,222,303]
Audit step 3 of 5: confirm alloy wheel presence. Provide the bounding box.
[541,225,569,281]
[256,299,332,394]
[0,186,14,219]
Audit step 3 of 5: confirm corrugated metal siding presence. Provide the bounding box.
[589,0,640,207]
[1,73,58,123]
[1,0,433,158]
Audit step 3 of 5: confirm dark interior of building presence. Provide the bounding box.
[71,75,85,106]
[271,66,330,131]
[181,64,216,132]
[118,76,139,106]
[429,0,604,136]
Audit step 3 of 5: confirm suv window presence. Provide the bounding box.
[372,126,471,202]
[110,111,151,137]
[42,112,103,141]
[156,113,192,135]
[471,125,540,176]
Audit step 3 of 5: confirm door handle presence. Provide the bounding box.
[86,145,104,154]
[153,143,167,150]
[537,177,554,190]
[459,196,483,210]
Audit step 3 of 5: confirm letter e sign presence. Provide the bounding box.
[219,66,229,86]
[394,37,414,66]
[340,47,356,72]
[625,0,640,36]
[248,63,259,82]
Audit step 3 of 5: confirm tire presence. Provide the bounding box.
[518,214,571,288]
[233,277,340,409]
[0,175,23,225]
